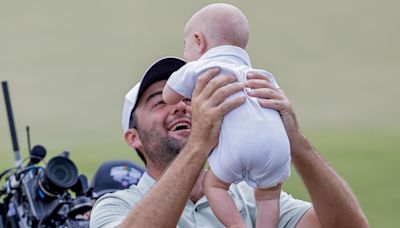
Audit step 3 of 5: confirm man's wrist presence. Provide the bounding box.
[184,136,213,162]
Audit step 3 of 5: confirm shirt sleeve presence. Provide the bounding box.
[90,190,139,228]
[235,182,312,228]
[278,192,313,228]
[166,64,198,99]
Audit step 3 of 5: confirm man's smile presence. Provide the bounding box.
[167,117,192,137]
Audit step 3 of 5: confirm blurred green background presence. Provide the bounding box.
[0,0,398,227]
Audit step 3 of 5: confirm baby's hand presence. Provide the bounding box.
[162,84,184,105]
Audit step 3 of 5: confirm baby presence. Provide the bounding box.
[163,3,291,228]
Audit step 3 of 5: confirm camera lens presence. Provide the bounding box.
[37,156,78,200]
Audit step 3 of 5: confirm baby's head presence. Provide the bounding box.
[183,3,249,62]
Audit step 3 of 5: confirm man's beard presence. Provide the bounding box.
[137,125,186,171]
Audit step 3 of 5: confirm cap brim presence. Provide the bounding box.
[135,57,186,111]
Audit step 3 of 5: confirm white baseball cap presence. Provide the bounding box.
[122,56,186,133]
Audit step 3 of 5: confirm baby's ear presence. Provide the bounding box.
[194,32,206,54]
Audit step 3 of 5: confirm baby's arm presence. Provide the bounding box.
[162,84,184,105]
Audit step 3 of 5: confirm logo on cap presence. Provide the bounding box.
[110,165,143,187]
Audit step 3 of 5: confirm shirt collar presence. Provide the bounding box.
[134,172,156,193]
[199,45,251,67]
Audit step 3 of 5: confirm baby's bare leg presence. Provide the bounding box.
[203,169,245,227]
[254,183,282,228]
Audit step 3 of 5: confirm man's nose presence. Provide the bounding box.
[173,100,188,114]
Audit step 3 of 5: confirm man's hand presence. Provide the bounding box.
[245,72,300,137]
[189,68,245,155]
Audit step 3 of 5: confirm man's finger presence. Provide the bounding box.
[257,98,282,110]
[216,96,246,117]
[245,78,275,90]
[192,68,220,98]
[246,88,284,100]
[210,82,244,106]
[200,74,237,100]
[247,71,269,80]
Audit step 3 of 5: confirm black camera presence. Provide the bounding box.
[0,149,92,228]
[36,155,78,201]
[0,81,91,227]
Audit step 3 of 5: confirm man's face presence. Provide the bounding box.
[133,80,192,167]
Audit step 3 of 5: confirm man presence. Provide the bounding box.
[90,57,368,228]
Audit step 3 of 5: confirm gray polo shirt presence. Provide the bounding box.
[90,172,312,228]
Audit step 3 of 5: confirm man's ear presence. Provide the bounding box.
[194,32,206,54]
[124,128,142,150]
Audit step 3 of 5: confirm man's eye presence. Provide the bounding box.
[154,100,165,107]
